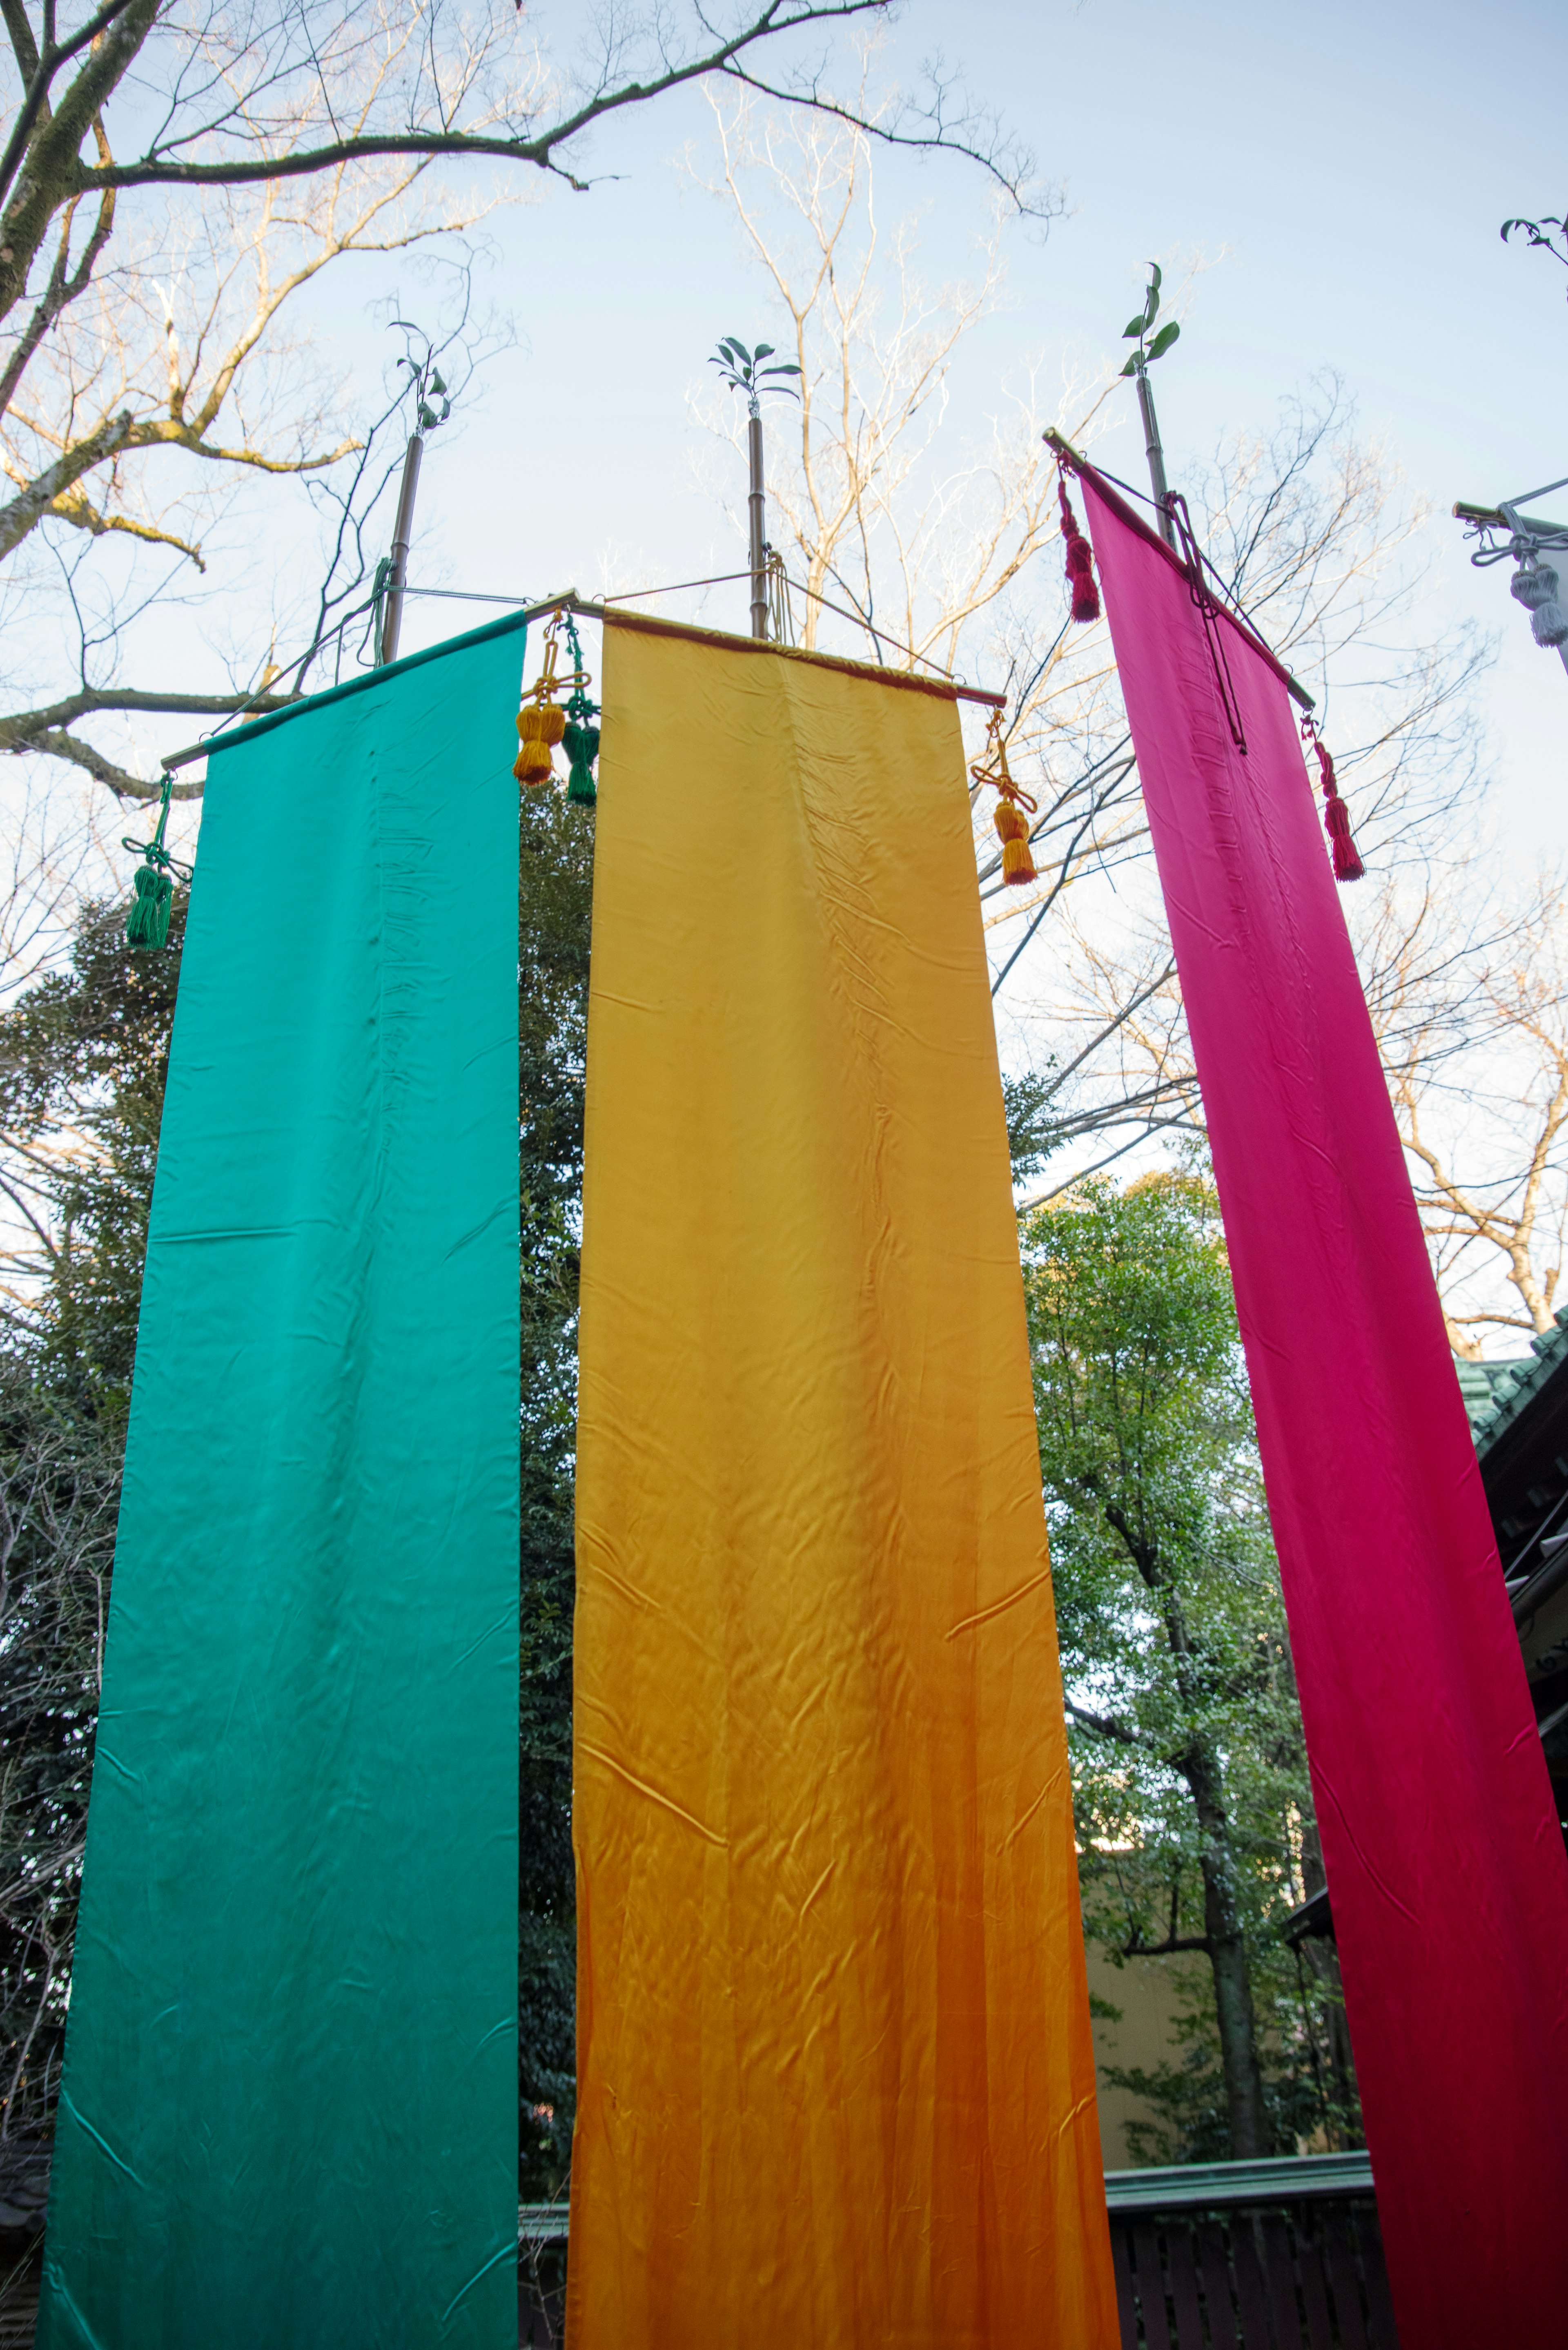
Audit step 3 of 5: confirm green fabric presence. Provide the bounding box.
[38,616,524,2349]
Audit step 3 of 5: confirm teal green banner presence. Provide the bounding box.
[39,617,524,2348]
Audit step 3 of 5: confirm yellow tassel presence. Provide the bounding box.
[993,801,1036,885]
[514,701,567,787]
[972,709,1038,887]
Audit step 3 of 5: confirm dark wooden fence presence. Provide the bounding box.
[1106,2155,1397,2349]
[4,2159,1395,2345]
[522,2154,1397,2348]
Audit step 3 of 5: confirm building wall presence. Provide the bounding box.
[1085,1943,1209,2169]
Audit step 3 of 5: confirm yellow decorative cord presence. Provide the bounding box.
[766,550,795,647]
[970,710,1037,887]
[514,615,569,785]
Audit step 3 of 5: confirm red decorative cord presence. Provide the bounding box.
[1058,482,1101,624]
[1302,719,1364,884]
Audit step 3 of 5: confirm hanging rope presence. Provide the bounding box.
[1301,717,1364,883]
[971,710,1038,887]
[560,610,601,807]
[121,776,192,951]
[516,608,601,802]
[514,620,566,785]
[766,548,795,646]
[1165,491,1249,756]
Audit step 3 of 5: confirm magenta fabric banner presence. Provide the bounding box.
[1079,464,1568,2347]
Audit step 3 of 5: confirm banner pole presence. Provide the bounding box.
[1133,361,1178,551]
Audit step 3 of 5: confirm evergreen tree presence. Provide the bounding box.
[515,789,593,2198]
[1023,1174,1361,2162]
[0,794,596,2186]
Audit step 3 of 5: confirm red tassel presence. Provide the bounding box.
[1306,728,1364,883]
[1058,482,1100,624]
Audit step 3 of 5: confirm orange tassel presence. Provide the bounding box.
[514,618,573,785]
[970,708,1038,889]
[514,700,566,786]
[993,800,1037,886]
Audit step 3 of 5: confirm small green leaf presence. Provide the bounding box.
[1123,315,1148,339]
[1120,354,1140,377]
[428,370,447,396]
[1147,320,1181,361]
[1149,261,1163,294]
[753,342,774,359]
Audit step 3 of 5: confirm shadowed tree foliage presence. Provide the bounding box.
[1023,1173,1361,2162]
[515,786,593,2198]
[0,896,187,2146]
[0,796,597,2191]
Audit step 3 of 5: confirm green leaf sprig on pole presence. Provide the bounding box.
[709,337,802,641]
[1120,264,1181,377]
[1119,264,1180,549]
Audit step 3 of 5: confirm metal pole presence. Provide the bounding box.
[378,430,424,666]
[1134,366,1177,550]
[747,409,768,640]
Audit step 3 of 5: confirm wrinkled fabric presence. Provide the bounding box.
[568,618,1117,2350]
[38,616,523,2350]
[1082,471,1568,2349]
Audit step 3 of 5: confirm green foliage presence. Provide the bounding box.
[1001,1066,1059,1182]
[0,899,186,2142]
[516,785,595,2196]
[1120,262,1181,377]
[0,1370,122,2142]
[0,789,597,2184]
[1024,1174,1361,2160]
[0,896,189,1422]
[708,335,803,409]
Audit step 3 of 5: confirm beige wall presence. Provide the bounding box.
[1085,1943,1209,2169]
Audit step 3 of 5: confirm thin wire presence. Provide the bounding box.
[601,571,753,602]
[1077,454,1314,709]
[169,593,380,767]
[366,569,965,689]
[780,574,967,686]
[1166,491,1248,754]
[399,571,757,609]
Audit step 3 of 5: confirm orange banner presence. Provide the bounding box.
[569,617,1116,2348]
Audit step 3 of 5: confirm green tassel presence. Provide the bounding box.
[121,774,187,950]
[559,611,600,805]
[126,863,174,951]
[564,719,600,806]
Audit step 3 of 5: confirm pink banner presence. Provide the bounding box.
[1080,464,1568,2346]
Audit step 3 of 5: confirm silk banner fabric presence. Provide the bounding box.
[39,616,523,2350]
[1081,470,1568,2346]
[570,616,1117,2350]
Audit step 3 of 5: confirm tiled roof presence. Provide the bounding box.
[1458,1304,1568,1451]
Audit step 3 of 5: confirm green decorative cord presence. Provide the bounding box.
[561,611,600,807]
[122,776,192,952]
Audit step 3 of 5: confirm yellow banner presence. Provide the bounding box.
[570,618,1116,2348]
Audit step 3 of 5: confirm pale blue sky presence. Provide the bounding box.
[366,0,1568,856]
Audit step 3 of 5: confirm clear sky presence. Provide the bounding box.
[365,0,1568,861]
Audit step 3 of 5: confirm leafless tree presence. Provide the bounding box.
[1357,868,1568,1353]
[690,104,1496,1197]
[2,1,1042,798]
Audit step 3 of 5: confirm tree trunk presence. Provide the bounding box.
[1300,1816,1361,2144]
[1187,1743,1273,2158]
